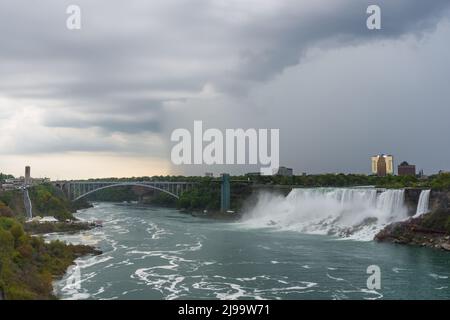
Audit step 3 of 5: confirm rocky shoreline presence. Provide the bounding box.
[375,215,450,251]
[24,221,95,235]
[375,190,450,251]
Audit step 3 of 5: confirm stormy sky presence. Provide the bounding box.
[0,0,450,179]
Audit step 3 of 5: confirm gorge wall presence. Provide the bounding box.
[376,190,450,251]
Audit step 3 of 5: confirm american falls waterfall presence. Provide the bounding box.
[414,190,431,218]
[241,188,408,241]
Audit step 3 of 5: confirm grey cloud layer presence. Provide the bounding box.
[0,0,449,172]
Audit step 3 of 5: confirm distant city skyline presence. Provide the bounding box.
[1,1,450,179]
[0,154,435,181]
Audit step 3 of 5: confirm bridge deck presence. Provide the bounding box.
[53,181,197,201]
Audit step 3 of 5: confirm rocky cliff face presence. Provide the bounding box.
[375,190,450,251]
[430,190,450,211]
[404,188,422,216]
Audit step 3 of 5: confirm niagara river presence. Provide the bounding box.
[47,189,450,300]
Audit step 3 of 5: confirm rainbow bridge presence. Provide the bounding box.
[52,181,197,201]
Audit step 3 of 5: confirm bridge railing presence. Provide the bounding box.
[53,181,197,201]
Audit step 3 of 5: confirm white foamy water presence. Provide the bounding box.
[49,202,450,300]
[414,190,431,218]
[241,188,408,241]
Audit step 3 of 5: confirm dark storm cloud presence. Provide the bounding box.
[0,0,449,161]
[230,0,450,84]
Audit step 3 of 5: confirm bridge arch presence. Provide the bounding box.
[73,182,180,201]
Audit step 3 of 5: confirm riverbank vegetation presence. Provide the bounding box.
[0,183,98,300]
[0,217,98,299]
[0,184,91,222]
[248,172,450,190]
[28,184,92,221]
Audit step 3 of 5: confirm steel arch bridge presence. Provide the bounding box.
[53,181,196,201]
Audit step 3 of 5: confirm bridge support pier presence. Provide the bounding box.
[221,174,230,212]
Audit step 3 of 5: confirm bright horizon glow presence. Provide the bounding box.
[0,153,171,180]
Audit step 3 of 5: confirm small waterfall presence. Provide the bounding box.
[241,188,408,241]
[414,190,431,218]
[23,188,33,220]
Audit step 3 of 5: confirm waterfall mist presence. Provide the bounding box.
[240,188,408,241]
